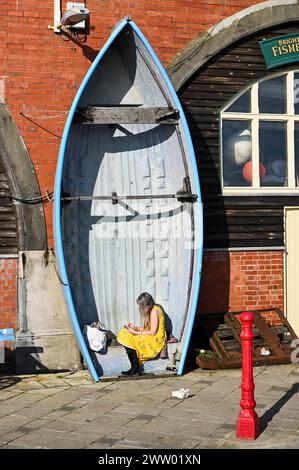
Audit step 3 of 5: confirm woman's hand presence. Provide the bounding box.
[127,327,139,335]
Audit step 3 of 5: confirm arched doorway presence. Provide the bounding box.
[0,103,80,373]
[167,1,299,333]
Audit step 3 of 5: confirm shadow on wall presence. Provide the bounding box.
[59,30,99,62]
[184,252,231,372]
[179,105,230,372]
[15,347,71,375]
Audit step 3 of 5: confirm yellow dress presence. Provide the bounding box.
[117,305,167,365]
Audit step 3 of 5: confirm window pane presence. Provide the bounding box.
[259,121,287,187]
[294,73,299,114]
[294,122,299,185]
[226,89,251,113]
[222,120,252,187]
[259,76,286,114]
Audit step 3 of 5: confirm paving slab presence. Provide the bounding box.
[38,409,72,420]
[115,429,168,446]
[154,435,202,449]
[0,430,29,445]
[14,406,60,419]
[15,418,51,431]
[122,416,155,430]
[160,407,203,421]
[8,429,96,449]
[40,419,82,433]
[142,416,190,434]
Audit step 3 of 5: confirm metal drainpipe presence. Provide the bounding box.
[54,0,62,33]
[18,252,27,333]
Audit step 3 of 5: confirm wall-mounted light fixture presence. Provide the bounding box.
[48,1,90,33]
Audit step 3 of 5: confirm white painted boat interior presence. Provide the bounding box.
[61,26,197,376]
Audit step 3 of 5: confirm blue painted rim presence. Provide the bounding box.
[53,18,203,381]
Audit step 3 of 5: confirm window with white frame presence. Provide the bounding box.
[221,71,299,193]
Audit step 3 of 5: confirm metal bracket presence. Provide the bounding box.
[61,177,197,204]
[176,177,197,203]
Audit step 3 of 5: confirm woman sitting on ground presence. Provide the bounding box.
[117,292,167,376]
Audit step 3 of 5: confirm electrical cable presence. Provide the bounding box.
[0,191,53,204]
[167,23,219,72]
[20,111,68,120]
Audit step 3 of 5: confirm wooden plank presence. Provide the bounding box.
[224,312,260,357]
[206,239,283,248]
[206,216,282,225]
[197,310,295,370]
[75,106,179,124]
[220,339,241,352]
[0,223,18,231]
[253,314,286,357]
[202,68,263,79]
[0,206,15,213]
[210,336,226,360]
[0,214,16,222]
[0,238,18,246]
[205,224,283,234]
[185,83,246,92]
[0,247,17,254]
[0,230,18,238]
[196,354,292,370]
[209,61,266,71]
[205,209,282,217]
[183,92,233,101]
[207,232,283,241]
[211,332,232,360]
[276,309,298,341]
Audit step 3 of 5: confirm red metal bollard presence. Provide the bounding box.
[236,312,260,440]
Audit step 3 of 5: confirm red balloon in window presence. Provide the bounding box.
[242,161,266,183]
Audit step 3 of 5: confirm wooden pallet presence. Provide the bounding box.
[196,309,297,370]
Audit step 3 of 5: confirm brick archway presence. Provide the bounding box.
[168,0,299,89]
[0,104,46,252]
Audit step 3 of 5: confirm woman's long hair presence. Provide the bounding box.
[137,292,155,330]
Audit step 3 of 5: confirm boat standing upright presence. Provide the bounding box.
[54,17,203,381]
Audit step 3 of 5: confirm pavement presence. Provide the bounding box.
[0,364,299,449]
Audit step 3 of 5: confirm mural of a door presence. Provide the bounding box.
[285,207,299,336]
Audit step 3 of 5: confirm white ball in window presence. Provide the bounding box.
[226,129,252,166]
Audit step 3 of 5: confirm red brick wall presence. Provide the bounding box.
[199,251,284,317]
[0,2,284,336]
[0,258,18,330]
[0,0,266,247]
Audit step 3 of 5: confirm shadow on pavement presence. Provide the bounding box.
[260,383,299,432]
[0,375,22,390]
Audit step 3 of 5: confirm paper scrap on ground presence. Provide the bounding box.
[172,388,190,399]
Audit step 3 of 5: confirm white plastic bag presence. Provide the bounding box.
[83,324,107,353]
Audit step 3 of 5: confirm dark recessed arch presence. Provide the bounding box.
[168,0,299,89]
[167,1,299,250]
[0,104,46,251]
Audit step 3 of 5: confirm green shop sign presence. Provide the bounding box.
[260,33,299,69]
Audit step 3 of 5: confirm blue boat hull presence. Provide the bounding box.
[54,18,203,381]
